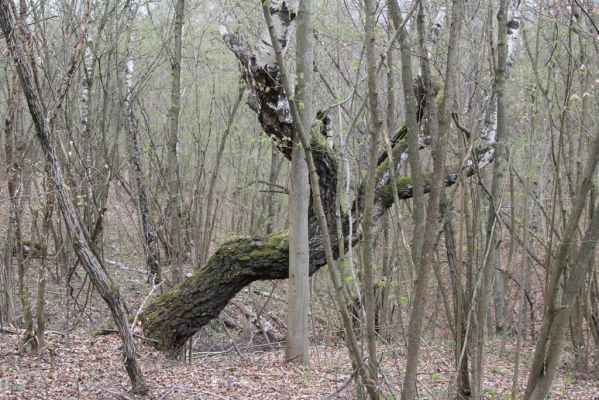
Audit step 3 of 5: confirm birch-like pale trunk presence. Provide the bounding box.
[124,1,161,284]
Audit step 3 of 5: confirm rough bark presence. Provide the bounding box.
[0,2,148,393]
[140,0,502,353]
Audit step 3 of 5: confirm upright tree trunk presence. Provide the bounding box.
[361,0,386,393]
[124,1,161,284]
[35,180,54,354]
[79,1,96,232]
[258,2,375,395]
[5,72,35,352]
[168,0,185,284]
[1,72,17,328]
[286,0,312,365]
[399,0,465,397]
[473,2,509,397]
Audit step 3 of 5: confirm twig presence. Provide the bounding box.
[47,0,93,126]
[380,365,398,399]
[132,281,163,329]
[102,388,134,400]
[219,316,245,359]
[324,369,357,399]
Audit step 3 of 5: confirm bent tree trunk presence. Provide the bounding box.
[0,2,148,393]
[140,0,499,352]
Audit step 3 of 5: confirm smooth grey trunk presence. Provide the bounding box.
[399,0,465,398]
[259,2,375,396]
[389,0,424,275]
[286,0,312,365]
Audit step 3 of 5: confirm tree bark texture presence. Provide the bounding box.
[140,0,502,353]
[167,0,185,284]
[0,2,148,393]
[285,0,312,364]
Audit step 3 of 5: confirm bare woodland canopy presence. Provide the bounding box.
[1,0,599,399]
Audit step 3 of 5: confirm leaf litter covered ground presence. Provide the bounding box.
[1,318,598,399]
[1,200,598,399]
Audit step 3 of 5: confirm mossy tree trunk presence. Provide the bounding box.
[141,0,502,353]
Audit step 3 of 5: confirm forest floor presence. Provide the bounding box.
[1,270,598,400]
[1,198,598,399]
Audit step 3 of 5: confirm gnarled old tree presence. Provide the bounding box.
[140,0,503,352]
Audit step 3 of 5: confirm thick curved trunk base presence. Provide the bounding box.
[141,232,313,351]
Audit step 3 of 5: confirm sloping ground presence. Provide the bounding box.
[1,330,597,399]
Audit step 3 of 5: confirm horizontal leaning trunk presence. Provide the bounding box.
[141,0,498,352]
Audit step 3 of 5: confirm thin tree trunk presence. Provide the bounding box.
[199,86,243,267]
[1,72,18,329]
[35,180,54,354]
[124,1,161,284]
[398,0,465,397]
[5,70,36,353]
[0,3,148,392]
[473,2,509,397]
[258,2,375,395]
[361,0,385,392]
[168,0,185,284]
